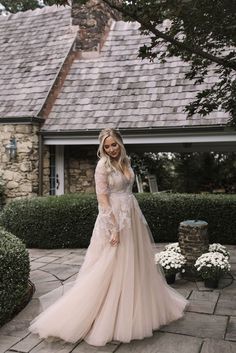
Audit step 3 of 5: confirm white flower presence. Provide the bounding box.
[155,250,186,275]
[194,251,231,280]
[164,242,181,253]
[209,243,230,258]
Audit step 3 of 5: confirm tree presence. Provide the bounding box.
[2,1,236,125]
[0,0,41,12]
[131,152,176,192]
[131,151,236,194]
[0,0,67,13]
[69,0,236,126]
[173,152,218,193]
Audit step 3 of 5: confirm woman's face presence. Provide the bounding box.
[103,136,121,160]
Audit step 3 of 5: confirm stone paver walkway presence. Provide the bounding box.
[0,244,236,353]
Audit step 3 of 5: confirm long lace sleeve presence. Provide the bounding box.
[95,161,118,235]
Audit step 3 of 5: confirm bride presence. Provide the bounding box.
[29,128,188,346]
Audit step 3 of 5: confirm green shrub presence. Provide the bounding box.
[136,193,236,244]
[0,193,235,248]
[0,194,98,248]
[0,227,30,326]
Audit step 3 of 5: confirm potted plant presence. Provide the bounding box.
[194,251,231,288]
[164,242,181,253]
[209,243,230,259]
[155,250,186,284]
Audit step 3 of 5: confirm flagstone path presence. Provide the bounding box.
[0,244,236,353]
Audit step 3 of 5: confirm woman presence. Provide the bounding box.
[29,128,188,346]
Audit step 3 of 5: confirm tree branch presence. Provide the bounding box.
[102,0,236,71]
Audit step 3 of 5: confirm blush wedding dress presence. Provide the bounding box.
[29,159,188,346]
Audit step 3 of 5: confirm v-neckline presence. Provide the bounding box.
[119,166,132,182]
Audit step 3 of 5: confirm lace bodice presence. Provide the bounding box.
[95,159,134,196]
[94,159,146,237]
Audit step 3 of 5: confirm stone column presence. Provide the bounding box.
[0,124,40,202]
[178,220,209,279]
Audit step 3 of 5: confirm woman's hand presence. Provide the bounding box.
[109,232,120,246]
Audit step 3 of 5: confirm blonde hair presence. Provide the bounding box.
[97,128,130,172]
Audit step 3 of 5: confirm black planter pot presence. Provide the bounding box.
[165,273,176,284]
[204,278,219,289]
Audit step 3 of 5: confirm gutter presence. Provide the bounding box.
[0,116,45,124]
[39,124,232,138]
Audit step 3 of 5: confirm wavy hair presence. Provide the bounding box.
[97,128,130,172]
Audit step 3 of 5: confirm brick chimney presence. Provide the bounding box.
[72,0,122,52]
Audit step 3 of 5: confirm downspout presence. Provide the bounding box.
[38,133,44,196]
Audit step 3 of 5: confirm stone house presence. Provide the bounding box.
[0,1,235,202]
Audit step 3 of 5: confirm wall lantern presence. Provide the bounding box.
[5,136,17,160]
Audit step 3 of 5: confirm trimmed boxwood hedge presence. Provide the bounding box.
[0,194,98,248]
[135,193,236,245]
[0,193,235,248]
[0,227,30,326]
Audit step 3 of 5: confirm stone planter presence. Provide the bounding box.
[178,220,209,280]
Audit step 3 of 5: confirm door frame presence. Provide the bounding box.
[55,145,64,195]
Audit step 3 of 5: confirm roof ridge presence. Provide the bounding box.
[1,4,70,20]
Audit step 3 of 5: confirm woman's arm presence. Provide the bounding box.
[95,161,119,246]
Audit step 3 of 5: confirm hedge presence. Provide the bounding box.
[0,193,235,248]
[0,227,30,326]
[0,194,98,248]
[135,193,236,245]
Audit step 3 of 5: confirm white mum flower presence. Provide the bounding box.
[164,242,181,253]
[209,243,230,258]
[194,251,231,280]
[155,250,186,275]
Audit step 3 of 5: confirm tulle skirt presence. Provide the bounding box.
[29,195,188,346]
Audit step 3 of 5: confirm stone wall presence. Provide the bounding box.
[42,145,51,195]
[0,124,40,202]
[64,146,97,194]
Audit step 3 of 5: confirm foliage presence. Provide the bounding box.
[130,152,175,192]
[1,0,236,123]
[194,251,231,280]
[174,152,236,193]
[110,0,236,125]
[155,250,186,276]
[0,0,71,13]
[0,194,98,248]
[131,152,236,194]
[0,227,30,326]
[0,0,40,13]
[135,193,236,245]
[0,193,236,248]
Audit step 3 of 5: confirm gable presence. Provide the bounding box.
[0,5,76,120]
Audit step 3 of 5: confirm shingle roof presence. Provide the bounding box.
[0,5,76,119]
[0,7,230,130]
[43,20,230,132]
